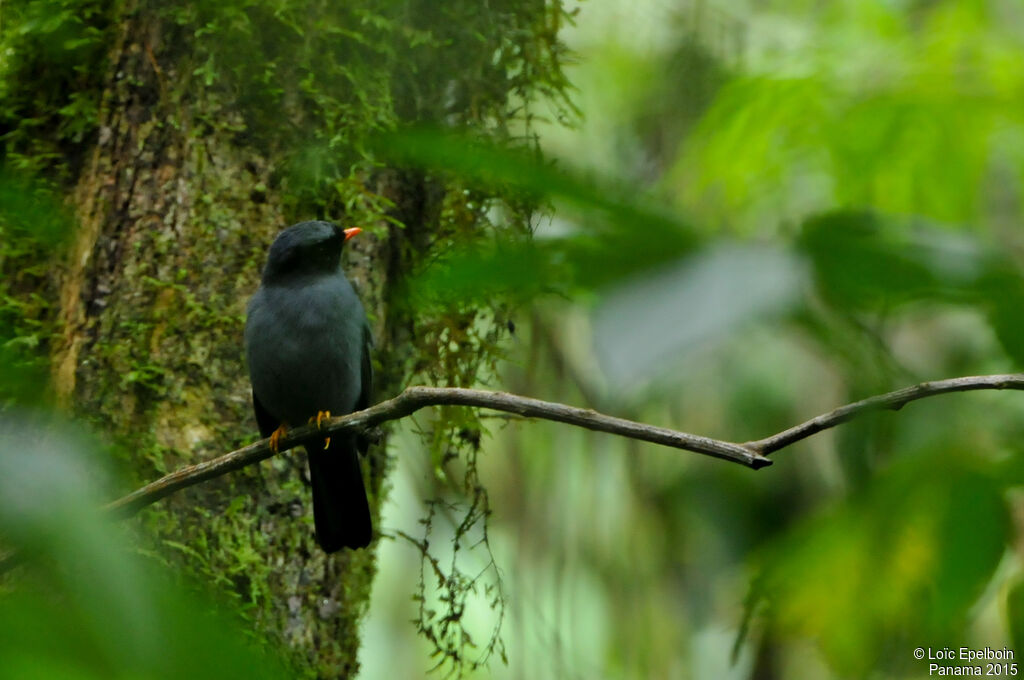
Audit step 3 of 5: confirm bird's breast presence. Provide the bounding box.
[245,276,365,425]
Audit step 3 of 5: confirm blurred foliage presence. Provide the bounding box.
[373,126,699,304]
[752,450,1008,676]
[365,1,1024,678]
[674,0,1024,232]
[0,415,291,679]
[1,0,581,676]
[156,0,577,217]
[5,0,1024,677]
[0,170,72,408]
[0,0,113,179]
[798,210,1024,367]
[0,0,109,409]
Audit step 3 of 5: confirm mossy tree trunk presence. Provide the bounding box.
[5,1,570,677]
[49,12,399,678]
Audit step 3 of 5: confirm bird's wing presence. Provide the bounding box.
[252,391,279,439]
[355,321,373,454]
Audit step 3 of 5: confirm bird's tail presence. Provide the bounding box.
[306,433,372,552]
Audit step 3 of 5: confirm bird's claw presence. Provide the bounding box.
[309,411,332,450]
[269,424,288,454]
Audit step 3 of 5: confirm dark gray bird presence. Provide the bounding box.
[245,221,373,552]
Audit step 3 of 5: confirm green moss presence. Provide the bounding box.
[0,172,73,408]
[2,0,575,675]
[0,0,116,180]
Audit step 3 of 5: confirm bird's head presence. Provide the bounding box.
[262,220,361,281]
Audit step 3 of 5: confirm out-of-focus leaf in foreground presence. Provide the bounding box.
[593,244,807,387]
[0,415,289,680]
[675,2,1024,230]
[799,210,1024,366]
[372,127,699,303]
[375,130,1024,386]
[751,451,1008,675]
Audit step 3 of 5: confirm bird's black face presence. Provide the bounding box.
[262,221,356,281]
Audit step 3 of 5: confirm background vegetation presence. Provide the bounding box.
[366,1,1024,678]
[3,0,1024,678]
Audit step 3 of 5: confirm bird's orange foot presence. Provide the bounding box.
[309,411,332,449]
[269,424,288,453]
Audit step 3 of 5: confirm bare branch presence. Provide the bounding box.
[105,375,1024,522]
[6,373,1024,576]
[105,386,773,519]
[744,373,1024,454]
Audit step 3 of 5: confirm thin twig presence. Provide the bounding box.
[745,373,1024,454]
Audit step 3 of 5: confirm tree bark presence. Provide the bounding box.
[4,0,573,673]
[48,9,430,677]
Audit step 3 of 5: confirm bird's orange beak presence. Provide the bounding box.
[343,227,362,241]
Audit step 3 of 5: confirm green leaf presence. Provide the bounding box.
[374,127,700,303]
[754,451,1008,675]
[0,168,73,245]
[797,211,943,310]
[798,209,1024,366]
[0,416,291,679]
[592,244,807,386]
[1007,577,1024,652]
